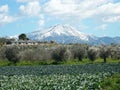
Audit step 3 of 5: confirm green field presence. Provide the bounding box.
[0,63,120,89]
[0,58,120,66]
[101,73,120,90]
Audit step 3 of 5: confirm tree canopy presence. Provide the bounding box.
[18,33,29,40]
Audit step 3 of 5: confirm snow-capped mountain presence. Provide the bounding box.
[27,24,120,44]
[27,24,91,43]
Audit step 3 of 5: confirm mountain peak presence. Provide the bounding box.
[28,24,89,42]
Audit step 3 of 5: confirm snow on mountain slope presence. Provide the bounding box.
[27,24,89,42]
[27,24,120,44]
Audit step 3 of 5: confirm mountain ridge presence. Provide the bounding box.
[27,24,120,44]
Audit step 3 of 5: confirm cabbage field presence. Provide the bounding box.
[0,63,120,90]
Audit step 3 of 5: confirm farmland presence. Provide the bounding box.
[0,44,120,89]
[0,63,120,89]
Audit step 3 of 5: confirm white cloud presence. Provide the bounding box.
[78,24,88,30]
[44,0,120,23]
[0,5,9,13]
[44,0,78,16]
[19,1,41,16]
[0,5,16,26]
[44,0,109,17]
[0,13,17,26]
[96,24,108,30]
[17,0,39,3]
[0,15,15,24]
[98,3,120,23]
[38,19,45,27]
[19,1,45,28]
[38,14,45,27]
[102,16,120,23]
[39,14,44,19]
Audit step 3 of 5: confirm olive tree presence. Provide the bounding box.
[0,38,7,46]
[52,46,71,62]
[71,45,85,61]
[19,49,34,61]
[63,48,72,60]
[110,45,120,60]
[87,47,98,62]
[0,47,6,60]
[5,46,20,64]
[99,45,110,63]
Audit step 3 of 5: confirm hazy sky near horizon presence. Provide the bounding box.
[0,0,120,37]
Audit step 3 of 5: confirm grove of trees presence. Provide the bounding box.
[0,43,120,64]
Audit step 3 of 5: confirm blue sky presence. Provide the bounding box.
[0,0,120,37]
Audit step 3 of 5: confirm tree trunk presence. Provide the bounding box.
[103,57,106,63]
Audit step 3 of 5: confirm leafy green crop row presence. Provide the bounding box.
[0,63,120,89]
[0,63,120,76]
[0,73,111,90]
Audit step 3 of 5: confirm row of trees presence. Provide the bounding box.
[0,44,119,64]
[0,33,29,46]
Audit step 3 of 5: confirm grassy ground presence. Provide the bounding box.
[100,73,120,90]
[0,60,10,66]
[60,58,120,65]
[0,60,55,66]
[0,58,119,66]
